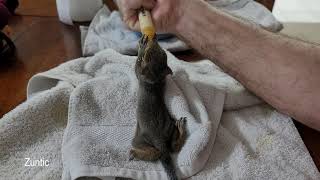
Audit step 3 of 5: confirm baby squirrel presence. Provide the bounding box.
[130,35,187,180]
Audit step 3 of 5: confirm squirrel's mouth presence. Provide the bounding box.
[139,34,157,63]
[140,34,155,47]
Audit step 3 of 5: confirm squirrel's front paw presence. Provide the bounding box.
[129,150,135,161]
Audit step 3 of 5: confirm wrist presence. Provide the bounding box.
[172,0,188,34]
[173,0,207,35]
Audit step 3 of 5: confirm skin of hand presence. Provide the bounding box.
[116,0,183,33]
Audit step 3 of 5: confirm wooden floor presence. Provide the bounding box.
[0,0,319,172]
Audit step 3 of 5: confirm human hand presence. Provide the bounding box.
[116,0,184,33]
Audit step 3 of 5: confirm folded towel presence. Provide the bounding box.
[61,50,225,179]
[82,0,283,56]
[0,49,319,179]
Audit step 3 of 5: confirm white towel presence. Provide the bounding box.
[61,50,225,180]
[82,0,283,56]
[1,49,318,179]
[190,104,320,180]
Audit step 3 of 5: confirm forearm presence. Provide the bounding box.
[175,0,320,130]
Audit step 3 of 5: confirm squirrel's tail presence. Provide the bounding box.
[160,153,178,180]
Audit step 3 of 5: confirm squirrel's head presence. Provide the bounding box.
[135,34,172,84]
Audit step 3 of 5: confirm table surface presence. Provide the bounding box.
[0,0,319,172]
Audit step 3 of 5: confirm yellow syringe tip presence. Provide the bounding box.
[142,27,155,39]
[139,9,155,40]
